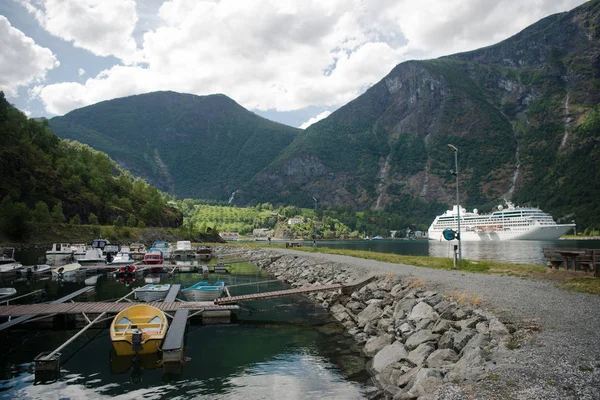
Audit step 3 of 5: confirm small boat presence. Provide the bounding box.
[150,241,172,260]
[371,236,383,240]
[45,243,73,264]
[70,243,88,261]
[51,262,82,278]
[109,251,136,265]
[142,249,164,265]
[195,245,213,260]
[181,281,225,301]
[114,264,137,278]
[0,248,23,274]
[110,304,169,356]
[85,274,102,285]
[103,243,121,263]
[91,238,110,251]
[78,248,105,264]
[129,243,147,260]
[172,241,195,260]
[0,288,17,299]
[22,264,51,275]
[133,284,171,302]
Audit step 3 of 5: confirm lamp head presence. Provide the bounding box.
[447,144,458,152]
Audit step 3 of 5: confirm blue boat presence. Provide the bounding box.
[181,281,225,301]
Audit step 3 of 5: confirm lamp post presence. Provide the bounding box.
[312,197,318,246]
[447,144,462,264]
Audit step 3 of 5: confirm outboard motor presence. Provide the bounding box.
[131,329,143,354]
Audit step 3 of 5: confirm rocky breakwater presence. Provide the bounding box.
[248,250,512,399]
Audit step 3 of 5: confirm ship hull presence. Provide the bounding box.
[429,224,575,241]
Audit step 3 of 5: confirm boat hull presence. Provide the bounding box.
[428,223,575,241]
[112,338,164,356]
[181,288,221,301]
[133,284,171,302]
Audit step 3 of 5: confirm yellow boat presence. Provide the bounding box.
[110,304,168,356]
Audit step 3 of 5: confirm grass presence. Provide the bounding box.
[447,290,484,307]
[559,278,600,295]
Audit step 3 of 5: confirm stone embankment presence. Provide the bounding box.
[216,247,511,399]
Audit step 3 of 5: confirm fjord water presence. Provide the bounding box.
[0,264,368,399]
[311,239,600,265]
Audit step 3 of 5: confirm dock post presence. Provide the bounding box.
[34,351,61,382]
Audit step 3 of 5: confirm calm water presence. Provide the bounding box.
[312,239,600,265]
[0,261,368,399]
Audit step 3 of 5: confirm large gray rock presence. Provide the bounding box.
[396,366,421,389]
[457,316,482,331]
[408,343,435,366]
[372,341,409,373]
[364,334,394,357]
[426,349,459,367]
[378,278,395,291]
[330,304,347,315]
[454,329,476,352]
[406,368,444,398]
[357,302,383,327]
[462,333,490,353]
[405,329,439,350]
[390,283,405,297]
[432,319,454,334]
[447,347,485,381]
[438,330,456,349]
[379,318,393,332]
[397,298,418,316]
[346,300,365,314]
[407,302,439,322]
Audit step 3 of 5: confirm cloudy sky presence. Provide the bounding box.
[0,0,588,128]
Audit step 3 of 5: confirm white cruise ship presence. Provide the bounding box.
[428,201,575,241]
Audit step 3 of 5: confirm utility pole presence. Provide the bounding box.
[447,144,462,264]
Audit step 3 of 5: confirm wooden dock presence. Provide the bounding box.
[0,287,94,332]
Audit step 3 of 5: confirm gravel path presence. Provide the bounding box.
[266,248,600,399]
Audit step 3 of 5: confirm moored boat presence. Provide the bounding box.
[129,243,147,260]
[45,243,74,264]
[428,201,576,241]
[195,245,213,260]
[51,262,82,278]
[109,251,135,265]
[70,243,88,261]
[78,248,105,264]
[110,304,169,356]
[172,241,195,260]
[181,281,224,301]
[133,284,171,302]
[150,241,172,260]
[142,249,164,265]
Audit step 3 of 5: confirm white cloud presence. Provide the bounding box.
[300,111,332,129]
[19,0,140,64]
[78,68,85,76]
[28,0,587,116]
[0,16,59,97]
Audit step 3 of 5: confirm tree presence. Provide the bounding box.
[32,201,52,223]
[69,214,81,225]
[114,216,124,226]
[127,215,137,227]
[51,202,66,223]
[137,220,146,228]
[88,212,99,225]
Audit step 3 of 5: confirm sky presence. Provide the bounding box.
[0,0,588,129]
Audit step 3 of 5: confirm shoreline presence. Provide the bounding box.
[216,245,600,399]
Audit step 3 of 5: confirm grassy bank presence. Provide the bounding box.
[223,242,600,295]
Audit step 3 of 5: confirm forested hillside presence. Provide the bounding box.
[0,92,182,239]
[49,91,301,200]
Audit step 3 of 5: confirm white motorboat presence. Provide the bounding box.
[52,262,82,278]
[0,262,23,274]
[181,281,224,301]
[22,264,52,275]
[172,241,195,260]
[428,201,576,241]
[70,243,88,261]
[150,241,172,260]
[46,243,74,264]
[0,288,17,299]
[109,251,136,265]
[78,248,106,264]
[133,284,171,302]
[0,248,22,273]
[129,243,147,260]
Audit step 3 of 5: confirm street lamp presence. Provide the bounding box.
[447,144,462,264]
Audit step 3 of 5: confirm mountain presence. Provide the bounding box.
[238,0,600,230]
[49,91,301,200]
[0,92,182,239]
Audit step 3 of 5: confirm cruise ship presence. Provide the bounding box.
[428,201,575,241]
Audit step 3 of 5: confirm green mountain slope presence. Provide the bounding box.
[0,92,182,238]
[49,91,301,200]
[239,0,600,230]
